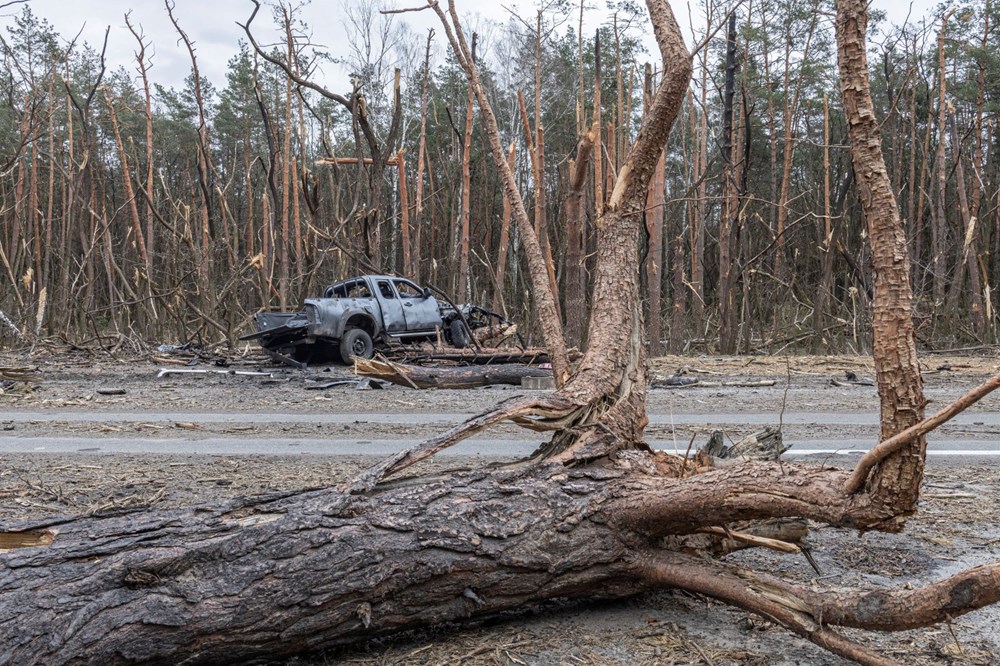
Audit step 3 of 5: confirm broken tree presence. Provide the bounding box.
[3,2,1000,665]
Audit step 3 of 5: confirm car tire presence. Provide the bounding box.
[340,328,374,362]
[449,319,471,348]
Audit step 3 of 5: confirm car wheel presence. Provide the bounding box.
[340,328,374,362]
[449,319,471,348]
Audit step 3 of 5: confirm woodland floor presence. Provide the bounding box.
[2,345,1000,664]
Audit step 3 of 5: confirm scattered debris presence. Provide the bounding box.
[152,342,229,367]
[304,378,388,391]
[156,368,272,379]
[831,370,875,387]
[384,348,557,366]
[0,367,41,383]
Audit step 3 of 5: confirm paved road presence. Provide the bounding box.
[3,434,1000,457]
[5,410,1000,457]
[6,409,1000,426]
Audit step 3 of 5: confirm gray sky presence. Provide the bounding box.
[0,0,940,95]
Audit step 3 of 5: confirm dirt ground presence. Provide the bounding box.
[2,344,1000,664]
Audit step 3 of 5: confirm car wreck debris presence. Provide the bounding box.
[242,275,517,366]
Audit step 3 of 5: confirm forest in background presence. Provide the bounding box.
[0,0,996,355]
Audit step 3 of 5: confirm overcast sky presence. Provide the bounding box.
[0,0,939,94]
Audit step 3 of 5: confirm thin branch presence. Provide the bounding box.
[845,370,1000,493]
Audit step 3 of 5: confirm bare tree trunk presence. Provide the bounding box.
[692,40,708,333]
[564,130,593,349]
[397,150,411,278]
[774,3,818,281]
[458,61,474,301]
[836,0,926,512]
[412,30,433,280]
[593,32,604,217]
[644,64,665,356]
[973,2,992,336]
[931,12,954,307]
[945,114,985,334]
[717,13,738,353]
[906,35,918,269]
[167,1,219,324]
[436,33,570,384]
[914,72,935,295]
[813,93,834,346]
[126,14,157,330]
[669,234,686,353]
[493,143,515,314]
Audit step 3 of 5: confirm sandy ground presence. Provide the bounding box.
[2,345,1000,664]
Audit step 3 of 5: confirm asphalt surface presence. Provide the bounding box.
[4,409,1000,459]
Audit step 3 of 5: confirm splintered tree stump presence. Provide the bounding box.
[704,426,789,461]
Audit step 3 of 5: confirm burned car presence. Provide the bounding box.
[242,275,510,364]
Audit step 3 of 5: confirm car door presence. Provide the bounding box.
[375,279,407,334]
[394,279,441,331]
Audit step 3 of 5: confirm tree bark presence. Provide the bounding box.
[931,13,953,307]
[564,129,594,349]
[643,64,665,357]
[835,0,926,512]
[412,29,433,281]
[8,5,1000,666]
[669,234,686,353]
[717,13,738,353]
[492,143,515,314]
[7,449,1000,666]
[458,73,474,300]
[429,4,570,385]
[356,358,552,389]
[813,93,834,347]
[944,113,985,334]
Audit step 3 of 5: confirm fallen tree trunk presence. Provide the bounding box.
[8,3,999,666]
[4,454,999,666]
[384,347,559,366]
[355,358,552,389]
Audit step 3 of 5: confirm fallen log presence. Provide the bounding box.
[355,358,552,389]
[384,347,561,366]
[0,367,41,382]
[471,323,519,346]
[650,376,778,389]
[4,454,999,666]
